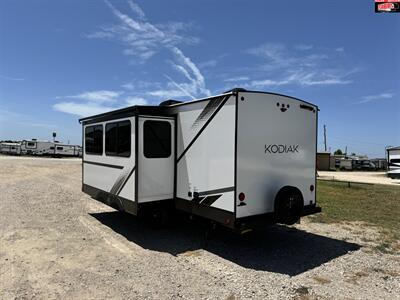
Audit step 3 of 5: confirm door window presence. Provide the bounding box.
[85,125,103,155]
[105,120,131,157]
[143,120,171,158]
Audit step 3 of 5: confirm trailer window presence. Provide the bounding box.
[105,120,131,157]
[27,142,36,148]
[85,125,103,155]
[57,146,63,150]
[390,159,400,163]
[143,120,171,158]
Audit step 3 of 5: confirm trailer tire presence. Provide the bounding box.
[274,187,303,225]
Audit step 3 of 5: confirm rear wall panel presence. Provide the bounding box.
[236,93,317,218]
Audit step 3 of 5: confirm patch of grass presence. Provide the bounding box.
[374,242,392,254]
[309,180,400,250]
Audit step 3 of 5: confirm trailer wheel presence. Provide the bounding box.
[274,187,303,225]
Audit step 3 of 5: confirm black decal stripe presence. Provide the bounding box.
[117,166,136,196]
[191,96,225,129]
[177,95,230,163]
[109,165,135,195]
[198,186,235,196]
[83,160,124,169]
[200,194,222,206]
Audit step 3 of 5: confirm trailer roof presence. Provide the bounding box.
[78,89,318,124]
[387,146,400,151]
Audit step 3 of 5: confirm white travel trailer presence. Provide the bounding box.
[21,139,82,157]
[0,142,21,155]
[21,140,54,155]
[79,89,321,230]
[44,144,82,157]
[387,146,400,179]
[339,159,353,170]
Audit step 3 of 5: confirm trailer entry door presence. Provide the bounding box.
[138,117,175,202]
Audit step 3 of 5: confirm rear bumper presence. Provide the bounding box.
[301,204,322,216]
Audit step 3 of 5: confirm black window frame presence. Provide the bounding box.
[85,124,103,155]
[143,120,171,159]
[105,120,131,158]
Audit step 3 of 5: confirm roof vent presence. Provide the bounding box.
[159,99,182,106]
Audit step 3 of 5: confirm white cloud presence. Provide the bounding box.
[53,102,115,117]
[147,89,188,99]
[247,43,328,72]
[170,47,210,97]
[250,70,352,88]
[198,59,218,68]
[127,0,146,20]
[246,43,358,87]
[164,74,196,99]
[356,92,394,104]
[224,76,250,82]
[58,90,122,103]
[251,79,288,87]
[125,96,148,106]
[335,47,345,52]
[87,1,209,100]
[53,88,153,116]
[89,0,199,62]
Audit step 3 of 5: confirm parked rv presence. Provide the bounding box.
[20,139,82,157]
[44,144,82,157]
[0,142,21,155]
[79,89,321,230]
[339,159,353,170]
[352,159,377,171]
[387,146,400,179]
[21,139,54,155]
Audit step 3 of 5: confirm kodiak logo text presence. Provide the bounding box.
[265,144,299,154]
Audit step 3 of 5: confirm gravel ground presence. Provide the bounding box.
[0,156,399,300]
[319,171,399,186]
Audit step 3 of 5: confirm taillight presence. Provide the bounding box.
[310,185,315,192]
[238,192,245,201]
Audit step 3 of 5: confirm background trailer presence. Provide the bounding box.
[79,90,321,230]
[0,142,21,155]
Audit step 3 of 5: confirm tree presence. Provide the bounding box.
[334,149,343,155]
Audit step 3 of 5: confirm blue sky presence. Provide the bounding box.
[0,0,399,157]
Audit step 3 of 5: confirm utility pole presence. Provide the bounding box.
[52,132,57,156]
[323,125,327,151]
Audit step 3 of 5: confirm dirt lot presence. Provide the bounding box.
[319,171,399,186]
[1,157,399,299]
